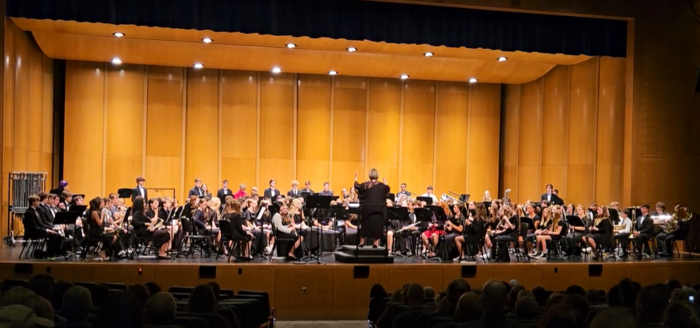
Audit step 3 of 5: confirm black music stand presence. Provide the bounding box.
[55,211,81,260]
[520,217,535,233]
[118,188,133,203]
[303,195,333,264]
[426,205,448,261]
[328,205,347,248]
[387,206,411,257]
[565,216,585,259]
[416,196,434,206]
[386,193,395,201]
[413,208,433,257]
[460,194,470,203]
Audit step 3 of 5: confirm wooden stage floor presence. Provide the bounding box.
[1,246,699,320]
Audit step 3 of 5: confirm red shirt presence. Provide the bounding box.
[234,190,246,199]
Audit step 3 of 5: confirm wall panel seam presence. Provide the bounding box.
[466,84,472,191]
[256,71,261,188]
[364,78,370,175]
[398,81,404,183]
[329,76,334,185]
[593,58,600,203]
[102,63,107,196]
[181,67,187,202]
[218,69,223,185]
[293,73,298,179]
[432,83,438,188]
[142,65,148,176]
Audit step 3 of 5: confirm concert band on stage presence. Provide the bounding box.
[21,176,694,263]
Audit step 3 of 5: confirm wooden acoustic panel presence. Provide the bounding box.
[221,71,258,193]
[401,80,435,191]
[331,76,367,190]
[367,78,402,186]
[297,74,332,188]
[12,18,593,85]
[434,82,469,196]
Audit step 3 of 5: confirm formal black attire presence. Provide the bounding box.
[85,209,115,252]
[540,193,563,205]
[355,180,390,239]
[263,188,279,199]
[37,204,54,229]
[585,218,612,247]
[188,186,204,197]
[463,217,485,256]
[634,213,655,254]
[22,207,61,257]
[216,188,231,200]
[228,213,252,241]
[287,189,302,197]
[492,215,519,261]
[132,185,148,202]
[318,190,334,197]
[132,210,170,245]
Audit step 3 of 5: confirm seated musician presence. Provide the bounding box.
[23,195,61,258]
[273,204,303,260]
[523,204,541,256]
[290,198,311,238]
[131,197,170,259]
[658,205,688,257]
[158,197,181,252]
[652,202,671,254]
[529,207,553,258]
[533,205,565,259]
[566,203,575,216]
[254,199,275,254]
[583,206,613,259]
[564,205,589,257]
[226,199,253,259]
[101,197,127,255]
[491,207,519,261]
[421,202,450,257]
[386,201,419,254]
[194,198,222,248]
[318,182,333,197]
[613,208,633,257]
[344,214,360,245]
[444,204,464,255]
[59,191,73,211]
[632,203,655,259]
[86,197,119,260]
[454,202,487,262]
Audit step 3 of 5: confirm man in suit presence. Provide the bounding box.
[188,178,204,197]
[633,203,655,259]
[23,195,59,258]
[36,192,54,228]
[318,182,333,197]
[287,180,302,197]
[540,184,563,205]
[217,180,231,200]
[264,179,279,199]
[301,181,313,194]
[132,176,148,202]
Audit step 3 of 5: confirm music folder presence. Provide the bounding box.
[567,215,584,227]
[54,211,80,225]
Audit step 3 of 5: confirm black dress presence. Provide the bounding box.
[355,180,390,239]
[586,218,612,246]
[228,213,252,241]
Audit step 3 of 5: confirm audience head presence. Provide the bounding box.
[186,284,218,313]
[21,294,54,321]
[390,289,403,303]
[607,284,622,307]
[0,286,36,307]
[51,280,74,311]
[404,284,424,307]
[619,278,641,308]
[144,282,161,296]
[566,285,586,297]
[667,279,683,291]
[508,285,525,310]
[586,289,601,305]
[481,279,508,313]
[446,279,471,304]
[563,294,590,318]
[127,284,150,306]
[540,304,585,328]
[28,274,53,301]
[589,307,639,328]
[62,286,93,324]
[517,289,534,301]
[369,284,387,299]
[670,288,691,303]
[546,293,566,310]
[206,281,221,301]
[664,301,700,328]
[455,292,482,322]
[94,291,143,328]
[514,295,539,320]
[0,304,55,328]
[144,292,177,325]
[91,284,111,308]
[636,285,667,325]
[423,286,435,299]
[532,286,550,306]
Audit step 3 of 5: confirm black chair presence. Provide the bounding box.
[179,218,209,258]
[268,223,296,260]
[216,220,236,262]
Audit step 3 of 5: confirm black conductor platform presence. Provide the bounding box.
[334,245,394,264]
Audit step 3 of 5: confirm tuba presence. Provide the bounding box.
[672,204,693,231]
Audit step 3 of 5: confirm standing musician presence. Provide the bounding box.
[540,184,563,205]
[302,181,314,194]
[233,183,247,199]
[454,202,486,262]
[217,180,231,200]
[201,184,213,198]
[482,191,492,202]
[288,180,302,197]
[86,197,118,261]
[582,206,613,259]
[132,176,148,202]
[354,169,390,248]
[264,180,279,199]
[319,182,334,197]
[188,178,204,197]
[131,196,170,259]
[633,203,655,259]
[273,204,303,260]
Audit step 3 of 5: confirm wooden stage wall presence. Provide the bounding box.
[500,57,627,207]
[0,261,699,320]
[63,62,501,202]
[1,20,54,238]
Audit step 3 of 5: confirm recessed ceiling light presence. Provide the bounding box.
[424,52,434,57]
[286,43,296,49]
[111,57,122,65]
[271,67,282,74]
[328,70,338,76]
[469,78,478,83]
[193,63,204,69]
[497,56,508,62]
[202,37,213,43]
[400,74,410,80]
[113,32,124,38]
[347,47,357,52]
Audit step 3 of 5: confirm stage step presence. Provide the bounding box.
[334,251,394,264]
[334,245,394,263]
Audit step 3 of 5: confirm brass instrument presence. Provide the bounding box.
[671,205,693,232]
[148,218,164,231]
[627,207,639,239]
[503,189,511,208]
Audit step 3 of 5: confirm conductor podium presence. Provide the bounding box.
[334,245,394,264]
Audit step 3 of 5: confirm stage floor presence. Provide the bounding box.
[1,245,699,320]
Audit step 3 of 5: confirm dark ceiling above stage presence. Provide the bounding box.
[7,0,627,57]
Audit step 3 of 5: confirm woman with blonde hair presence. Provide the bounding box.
[532,205,564,259]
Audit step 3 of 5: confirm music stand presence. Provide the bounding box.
[386,193,395,201]
[520,217,535,232]
[460,194,470,203]
[426,205,447,261]
[69,205,87,214]
[387,206,411,257]
[413,208,433,257]
[118,188,133,202]
[55,211,81,260]
[416,196,434,206]
[303,195,333,264]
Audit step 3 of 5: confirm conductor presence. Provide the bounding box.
[354,168,390,248]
